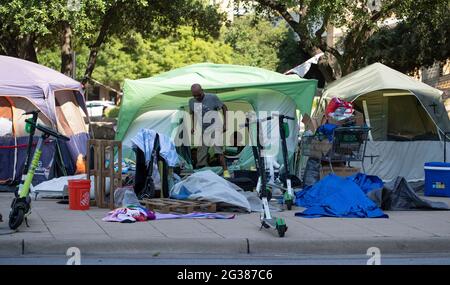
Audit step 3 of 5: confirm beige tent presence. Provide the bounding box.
[319,63,450,181]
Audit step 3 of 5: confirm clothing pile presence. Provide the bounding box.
[103,206,156,223]
[131,128,179,167]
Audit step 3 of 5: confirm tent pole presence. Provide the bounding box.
[362,100,373,141]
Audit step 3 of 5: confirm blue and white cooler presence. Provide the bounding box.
[424,162,450,197]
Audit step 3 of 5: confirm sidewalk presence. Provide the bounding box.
[1,192,450,256]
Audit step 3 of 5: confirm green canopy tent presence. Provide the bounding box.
[116,63,317,171]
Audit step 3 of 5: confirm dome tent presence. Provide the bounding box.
[0,55,89,185]
[320,62,450,181]
[117,63,317,171]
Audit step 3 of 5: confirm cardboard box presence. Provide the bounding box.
[354,111,364,126]
[320,166,360,179]
[302,113,318,132]
[309,139,332,159]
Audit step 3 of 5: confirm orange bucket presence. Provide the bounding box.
[68,179,91,210]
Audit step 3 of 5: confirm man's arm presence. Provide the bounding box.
[190,111,195,134]
[222,104,228,131]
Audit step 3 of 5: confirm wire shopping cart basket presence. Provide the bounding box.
[322,126,371,173]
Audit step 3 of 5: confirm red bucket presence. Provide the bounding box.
[68,179,91,210]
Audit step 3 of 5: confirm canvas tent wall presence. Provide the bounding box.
[0,55,89,185]
[320,62,450,181]
[117,63,317,171]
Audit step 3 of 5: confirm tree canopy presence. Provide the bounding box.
[37,15,301,86]
[243,0,450,81]
[363,0,450,74]
[0,0,225,79]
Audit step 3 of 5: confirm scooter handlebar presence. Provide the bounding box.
[25,119,70,141]
[271,113,295,120]
[23,110,41,116]
[240,116,272,128]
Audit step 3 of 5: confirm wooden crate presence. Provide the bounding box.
[86,139,122,209]
[140,198,216,214]
[320,166,360,179]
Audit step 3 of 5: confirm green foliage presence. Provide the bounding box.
[105,106,120,118]
[92,27,234,85]
[247,0,450,78]
[38,16,301,85]
[1,0,225,73]
[363,0,450,73]
[221,15,300,72]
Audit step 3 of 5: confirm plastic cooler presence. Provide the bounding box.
[68,179,91,210]
[424,162,450,197]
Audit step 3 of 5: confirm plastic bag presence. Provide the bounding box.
[325,97,353,120]
[114,187,140,207]
[123,189,141,207]
[303,158,321,187]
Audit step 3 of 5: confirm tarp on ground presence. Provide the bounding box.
[367,176,449,211]
[295,174,388,218]
[117,63,317,171]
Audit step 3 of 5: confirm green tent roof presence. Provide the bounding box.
[116,63,317,140]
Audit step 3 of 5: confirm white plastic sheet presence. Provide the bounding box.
[170,170,251,212]
[32,174,110,199]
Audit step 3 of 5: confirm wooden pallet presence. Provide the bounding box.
[140,198,216,214]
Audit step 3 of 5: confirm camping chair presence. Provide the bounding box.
[322,126,371,173]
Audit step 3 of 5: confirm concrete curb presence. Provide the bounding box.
[2,236,450,257]
[0,239,23,256]
[1,238,249,256]
[248,237,450,255]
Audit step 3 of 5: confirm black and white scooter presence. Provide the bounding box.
[245,114,288,237]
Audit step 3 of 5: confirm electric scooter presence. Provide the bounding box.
[276,114,296,210]
[261,114,297,210]
[246,115,288,238]
[9,113,69,230]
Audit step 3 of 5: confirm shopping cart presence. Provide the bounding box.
[297,132,328,177]
[322,126,371,173]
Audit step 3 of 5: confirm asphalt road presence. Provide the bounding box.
[1,252,450,265]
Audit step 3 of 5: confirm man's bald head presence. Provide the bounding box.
[191,83,204,102]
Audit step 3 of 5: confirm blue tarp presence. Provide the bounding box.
[348,173,384,194]
[295,174,388,218]
[316,123,337,142]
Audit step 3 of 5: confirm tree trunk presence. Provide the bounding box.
[0,32,38,63]
[61,21,73,77]
[82,6,117,85]
[17,35,38,63]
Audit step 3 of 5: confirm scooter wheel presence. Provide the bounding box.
[9,208,24,230]
[286,199,293,210]
[261,221,270,229]
[276,224,287,238]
